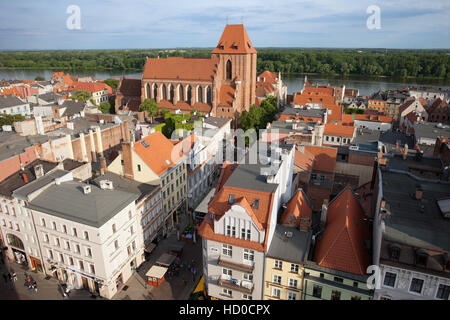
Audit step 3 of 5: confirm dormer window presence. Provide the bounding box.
[415,249,429,268]
[228,194,235,204]
[253,199,259,209]
[389,243,401,261]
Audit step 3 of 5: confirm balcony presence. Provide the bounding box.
[218,256,254,273]
[218,275,254,294]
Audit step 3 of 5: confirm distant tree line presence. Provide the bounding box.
[0,48,448,79]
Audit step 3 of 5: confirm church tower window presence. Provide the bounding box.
[226,60,232,80]
[197,86,203,103]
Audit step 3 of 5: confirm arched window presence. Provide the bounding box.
[7,234,24,250]
[153,84,158,100]
[186,85,192,102]
[226,60,232,80]
[146,83,151,99]
[206,86,212,104]
[169,85,174,102]
[197,86,203,103]
[162,84,167,100]
[177,85,184,102]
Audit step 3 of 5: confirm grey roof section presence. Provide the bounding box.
[13,170,70,200]
[353,129,415,153]
[267,225,312,263]
[0,95,26,109]
[92,171,159,202]
[58,100,86,117]
[203,117,232,128]
[0,133,49,162]
[194,188,216,214]
[0,159,60,197]
[414,122,450,141]
[381,171,450,252]
[224,163,279,193]
[45,117,116,139]
[281,107,326,118]
[27,180,139,228]
[36,92,60,103]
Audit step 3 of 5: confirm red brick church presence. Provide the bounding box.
[115,24,258,123]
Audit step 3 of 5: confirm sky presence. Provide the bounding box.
[0,0,449,50]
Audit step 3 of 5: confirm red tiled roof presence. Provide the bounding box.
[133,131,183,176]
[68,82,113,95]
[118,78,141,97]
[257,71,278,84]
[211,24,257,54]
[324,123,355,138]
[304,145,337,173]
[219,85,236,108]
[353,114,393,123]
[303,86,334,97]
[255,82,275,97]
[398,98,416,115]
[142,57,218,81]
[280,189,312,226]
[158,100,212,114]
[294,148,315,172]
[313,188,371,275]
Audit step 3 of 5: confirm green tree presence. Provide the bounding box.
[70,90,92,102]
[98,102,113,114]
[0,114,25,126]
[104,78,119,90]
[139,98,159,121]
[34,76,45,81]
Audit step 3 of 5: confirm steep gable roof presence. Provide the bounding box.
[324,123,355,138]
[313,188,371,275]
[294,148,315,172]
[211,24,257,54]
[280,189,313,226]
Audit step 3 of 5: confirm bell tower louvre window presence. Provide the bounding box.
[198,86,203,103]
[226,60,232,80]
[186,85,192,102]
[162,84,167,100]
[179,85,184,102]
[169,85,174,102]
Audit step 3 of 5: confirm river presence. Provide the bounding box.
[1,69,449,96]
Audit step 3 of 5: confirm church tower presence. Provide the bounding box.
[211,24,257,116]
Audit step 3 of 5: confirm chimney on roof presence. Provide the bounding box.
[99,156,107,175]
[34,164,44,179]
[320,199,328,227]
[22,172,29,184]
[99,180,113,190]
[122,142,134,180]
[83,185,91,194]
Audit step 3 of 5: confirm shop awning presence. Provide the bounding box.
[156,253,177,267]
[146,265,168,280]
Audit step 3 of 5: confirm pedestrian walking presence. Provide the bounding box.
[12,271,17,282]
[33,281,38,293]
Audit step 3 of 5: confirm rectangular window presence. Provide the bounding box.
[246,229,251,240]
[84,231,89,241]
[112,224,117,233]
[114,240,119,250]
[241,228,246,239]
[226,225,231,236]
[79,261,84,271]
[231,226,236,237]
[334,277,344,283]
[252,199,259,209]
[409,278,424,294]
[243,249,254,263]
[290,264,299,273]
[222,244,232,257]
[273,275,282,284]
[243,273,253,282]
[72,228,77,237]
[222,268,232,276]
[76,244,80,253]
[287,291,297,300]
[52,222,57,230]
[41,218,46,227]
[274,260,282,270]
[63,225,67,234]
[383,272,397,288]
[272,287,281,298]
[313,285,322,298]
[331,290,341,300]
[228,194,234,204]
[288,278,298,288]
[59,253,64,263]
[86,248,92,258]
[69,257,74,266]
[90,264,95,275]
[242,294,252,300]
[65,241,70,250]
[436,284,450,300]
[222,288,232,296]
[55,238,60,247]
